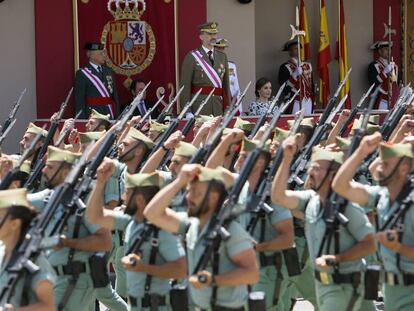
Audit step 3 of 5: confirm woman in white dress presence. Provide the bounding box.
[248,77,272,116]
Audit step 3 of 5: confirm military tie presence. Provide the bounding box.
[139,100,147,116]
[207,50,214,67]
[97,66,103,78]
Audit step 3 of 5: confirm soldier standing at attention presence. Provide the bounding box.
[278,40,314,115]
[74,42,119,119]
[180,22,231,116]
[367,41,398,110]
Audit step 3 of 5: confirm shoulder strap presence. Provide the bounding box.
[144,227,159,295]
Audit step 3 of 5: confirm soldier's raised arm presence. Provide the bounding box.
[205,128,244,169]
[140,130,183,173]
[271,135,302,210]
[144,164,201,233]
[332,132,382,206]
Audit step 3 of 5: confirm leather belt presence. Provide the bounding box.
[384,272,414,286]
[314,271,361,286]
[129,295,167,307]
[53,261,87,276]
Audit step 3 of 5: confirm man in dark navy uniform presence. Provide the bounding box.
[74,42,119,119]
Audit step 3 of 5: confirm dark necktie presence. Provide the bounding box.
[208,50,214,67]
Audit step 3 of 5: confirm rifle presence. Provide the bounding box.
[339,83,375,137]
[133,95,164,131]
[381,91,414,141]
[49,89,144,236]
[318,68,351,126]
[126,222,158,266]
[0,119,16,148]
[380,85,412,130]
[147,89,201,160]
[246,109,305,234]
[288,94,347,189]
[248,83,286,139]
[1,88,26,136]
[0,127,46,190]
[54,109,83,147]
[356,88,414,180]
[104,82,151,158]
[25,88,72,191]
[193,102,286,280]
[0,142,92,307]
[180,88,215,137]
[318,84,377,263]
[189,82,252,165]
[157,90,212,169]
[156,85,185,123]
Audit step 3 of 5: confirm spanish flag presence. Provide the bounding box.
[318,0,331,107]
[299,0,311,61]
[335,0,351,108]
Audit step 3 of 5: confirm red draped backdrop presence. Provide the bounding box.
[34,0,206,119]
[34,1,402,118]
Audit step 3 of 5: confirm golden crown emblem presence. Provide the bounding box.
[107,0,146,20]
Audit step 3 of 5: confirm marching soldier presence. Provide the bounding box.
[27,146,114,311]
[333,134,414,311]
[85,109,112,132]
[205,128,295,310]
[74,42,119,119]
[144,165,259,310]
[0,188,56,310]
[272,137,376,311]
[86,162,187,311]
[368,41,398,110]
[180,22,231,116]
[278,40,314,115]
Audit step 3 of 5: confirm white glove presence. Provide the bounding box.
[185,112,194,120]
[292,66,303,79]
[384,63,394,75]
[63,118,75,131]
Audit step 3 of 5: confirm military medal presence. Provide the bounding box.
[106,75,114,94]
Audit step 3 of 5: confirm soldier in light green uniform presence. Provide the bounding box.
[273,138,376,311]
[148,120,169,143]
[280,119,321,311]
[140,131,199,211]
[333,135,378,311]
[86,161,187,311]
[85,109,112,132]
[180,22,231,116]
[202,126,297,310]
[0,188,56,310]
[333,134,414,311]
[144,165,259,310]
[27,146,114,311]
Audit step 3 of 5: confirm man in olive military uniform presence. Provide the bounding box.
[273,138,376,311]
[180,22,231,116]
[86,165,187,311]
[333,134,414,311]
[74,43,119,119]
[144,165,259,311]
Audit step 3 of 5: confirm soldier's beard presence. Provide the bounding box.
[187,202,209,218]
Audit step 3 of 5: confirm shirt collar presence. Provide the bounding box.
[202,45,214,55]
[89,62,100,71]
